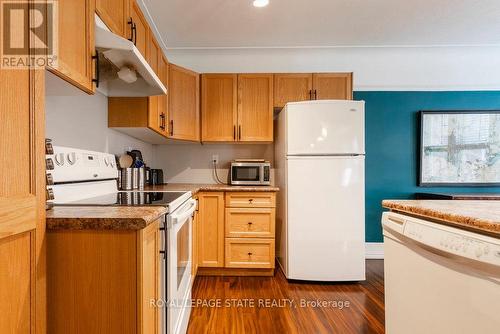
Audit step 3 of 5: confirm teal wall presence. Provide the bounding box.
[353,91,500,242]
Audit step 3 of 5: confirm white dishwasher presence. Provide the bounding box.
[382,212,500,334]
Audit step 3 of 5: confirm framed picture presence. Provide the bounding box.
[419,110,500,186]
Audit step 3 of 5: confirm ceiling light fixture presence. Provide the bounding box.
[253,0,269,8]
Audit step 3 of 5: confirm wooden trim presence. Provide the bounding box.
[196,267,275,277]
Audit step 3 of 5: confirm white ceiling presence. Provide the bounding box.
[142,0,500,49]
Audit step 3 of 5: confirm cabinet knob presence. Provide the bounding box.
[248,199,253,203]
[247,252,253,256]
[247,222,253,225]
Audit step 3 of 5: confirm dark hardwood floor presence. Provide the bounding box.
[187,260,385,334]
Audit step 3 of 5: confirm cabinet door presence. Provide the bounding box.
[201,74,238,142]
[138,219,161,334]
[197,193,224,267]
[95,0,128,37]
[274,73,313,108]
[146,34,161,134]
[49,0,95,93]
[237,74,274,142]
[312,73,353,100]
[129,0,148,57]
[157,55,169,137]
[1,38,44,333]
[168,64,200,141]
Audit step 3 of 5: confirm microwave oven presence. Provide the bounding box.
[230,160,271,185]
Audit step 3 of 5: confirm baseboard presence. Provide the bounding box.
[365,242,384,259]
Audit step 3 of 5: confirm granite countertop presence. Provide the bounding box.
[47,183,279,231]
[144,183,280,194]
[46,206,167,231]
[382,200,500,237]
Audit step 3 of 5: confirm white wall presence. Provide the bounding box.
[153,143,273,184]
[165,46,500,91]
[45,72,154,163]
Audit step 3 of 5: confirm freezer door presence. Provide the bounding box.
[286,100,365,155]
[286,156,365,281]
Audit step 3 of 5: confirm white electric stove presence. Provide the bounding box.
[46,145,193,334]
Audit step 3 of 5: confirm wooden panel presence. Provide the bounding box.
[0,232,34,334]
[138,219,160,334]
[198,192,224,267]
[225,208,275,238]
[108,97,149,127]
[312,73,353,100]
[274,73,313,108]
[157,55,169,136]
[95,0,128,37]
[130,0,148,57]
[168,64,200,141]
[47,230,137,333]
[188,260,385,333]
[201,74,238,142]
[49,0,95,93]
[0,196,36,238]
[146,34,161,134]
[0,15,44,331]
[225,238,275,269]
[225,192,276,208]
[237,74,274,142]
[196,267,274,277]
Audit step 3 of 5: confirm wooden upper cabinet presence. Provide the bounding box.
[237,74,274,142]
[49,0,95,93]
[274,73,313,108]
[312,73,353,100]
[95,0,129,37]
[168,64,200,141]
[201,74,238,142]
[157,55,169,137]
[146,33,160,75]
[146,33,161,134]
[129,0,148,57]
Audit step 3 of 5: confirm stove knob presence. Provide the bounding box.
[46,173,54,185]
[46,188,55,201]
[67,152,76,165]
[46,158,54,170]
[54,153,64,166]
[103,157,109,166]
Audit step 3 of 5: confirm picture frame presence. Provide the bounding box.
[419,110,500,187]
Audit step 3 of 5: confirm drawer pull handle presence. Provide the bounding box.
[247,222,253,225]
[248,199,253,203]
[247,252,253,256]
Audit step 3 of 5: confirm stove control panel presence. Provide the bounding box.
[47,145,118,183]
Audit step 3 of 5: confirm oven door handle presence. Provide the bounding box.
[170,199,196,225]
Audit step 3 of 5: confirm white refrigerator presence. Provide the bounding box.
[275,100,365,281]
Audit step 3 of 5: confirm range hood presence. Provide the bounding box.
[94,18,166,97]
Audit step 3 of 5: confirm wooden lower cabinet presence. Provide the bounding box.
[195,191,276,276]
[47,219,162,334]
[225,238,275,269]
[197,192,225,267]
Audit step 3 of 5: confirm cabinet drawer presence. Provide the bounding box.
[225,238,275,268]
[225,208,275,238]
[225,192,276,208]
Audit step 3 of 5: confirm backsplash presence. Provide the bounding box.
[45,72,154,163]
[153,143,274,184]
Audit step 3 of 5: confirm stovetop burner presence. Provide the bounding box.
[55,191,187,207]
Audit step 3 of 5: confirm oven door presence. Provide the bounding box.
[231,164,262,185]
[166,198,196,334]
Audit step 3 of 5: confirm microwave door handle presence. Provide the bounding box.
[171,199,196,225]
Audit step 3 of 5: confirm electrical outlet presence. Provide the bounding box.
[212,154,219,164]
